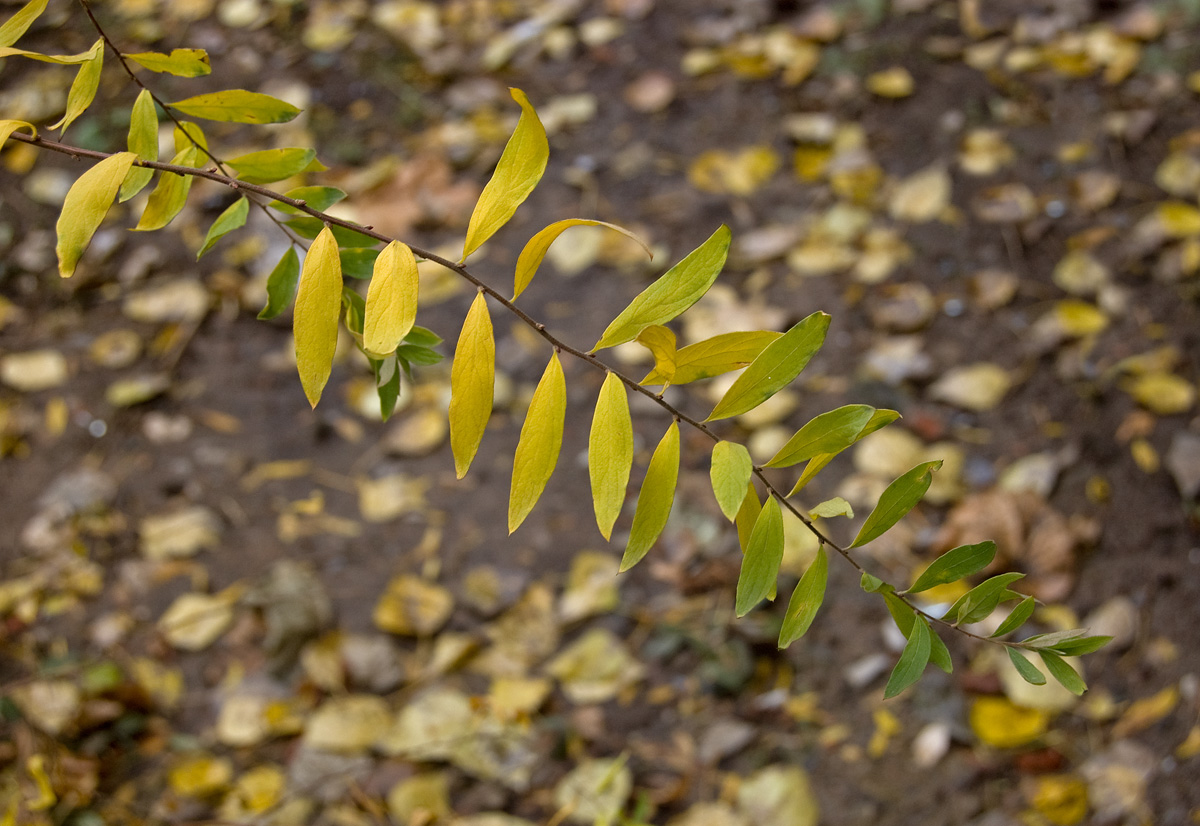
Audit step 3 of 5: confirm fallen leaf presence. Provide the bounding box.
[553,758,632,825]
[928,363,1012,411]
[140,506,221,560]
[168,753,233,797]
[866,67,914,98]
[0,349,69,392]
[545,627,645,704]
[736,765,818,826]
[559,550,620,623]
[889,165,951,223]
[159,591,236,651]
[970,696,1050,748]
[373,574,454,636]
[1124,372,1195,415]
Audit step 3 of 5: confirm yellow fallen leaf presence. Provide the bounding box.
[1157,201,1200,238]
[169,754,233,797]
[959,129,1015,176]
[373,574,454,636]
[867,708,901,758]
[1053,250,1110,296]
[970,696,1050,748]
[889,165,951,223]
[158,591,236,651]
[1027,774,1089,826]
[866,67,914,98]
[1113,685,1179,738]
[1176,725,1200,760]
[1053,300,1108,338]
[928,363,1012,411]
[688,146,780,196]
[1125,373,1195,415]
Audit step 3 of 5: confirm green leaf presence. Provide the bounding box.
[395,343,442,366]
[929,630,953,674]
[271,186,348,214]
[779,545,828,647]
[945,572,1025,626]
[363,241,419,356]
[283,217,378,247]
[293,227,342,408]
[707,311,831,421]
[508,352,566,533]
[449,292,494,479]
[462,87,548,261]
[850,460,942,549]
[710,441,753,522]
[126,48,211,77]
[990,595,1037,638]
[883,591,916,636]
[196,197,249,259]
[339,248,380,279]
[228,147,317,185]
[119,90,158,202]
[643,330,781,386]
[514,218,650,299]
[373,354,402,421]
[1007,647,1047,686]
[860,572,886,593]
[56,151,137,278]
[765,405,875,468]
[906,541,997,594]
[49,41,102,134]
[1050,635,1112,657]
[735,496,784,617]
[133,146,198,231]
[594,225,731,351]
[621,421,681,570]
[0,0,48,48]
[589,373,633,541]
[884,617,931,699]
[169,89,301,124]
[734,484,761,553]
[1038,651,1086,695]
[404,326,442,348]
[635,325,677,388]
[787,409,901,496]
[809,497,853,519]
[258,247,300,320]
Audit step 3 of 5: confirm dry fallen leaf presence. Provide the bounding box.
[928,362,1012,411]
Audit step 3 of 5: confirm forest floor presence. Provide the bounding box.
[2,1,1200,825]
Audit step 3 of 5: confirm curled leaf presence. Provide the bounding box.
[0,0,49,49]
[643,330,780,386]
[884,617,931,699]
[196,197,249,259]
[258,247,300,320]
[514,219,650,299]
[635,325,677,387]
[126,48,211,77]
[49,40,103,133]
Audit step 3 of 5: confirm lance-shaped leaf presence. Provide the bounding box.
[734,483,761,552]
[271,186,348,215]
[514,218,650,299]
[49,41,102,133]
[364,241,419,356]
[990,595,1037,638]
[197,197,249,259]
[283,217,377,247]
[850,460,942,549]
[373,354,402,421]
[788,408,901,496]
[169,90,301,124]
[636,325,677,387]
[1047,635,1112,657]
[1038,651,1086,695]
[134,146,198,231]
[710,441,753,521]
[779,545,828,647]
[735,496,784,616]
[905,541,997,594]
[0,119,35,150]
[56,151,137,278]
[462,88,548,262]
[228,147,318,185]
[707,311,831,421]
[1007,647,1046,685]
[119,90,158,202]
[766,405,875,468]
[0,44,100,64]
[929,630,953,673]
[594,225,731,351]
[884,616,931,698]
[621,422,680,571]
[643,330,781,386]
[589,373,633,541]
[509,352,566,533]
[449,292,495,479]
[126,48,211,77]
[293,227,342,408]
[0,0,48,48]
[945,572,1025,626]
[258,247,300,320]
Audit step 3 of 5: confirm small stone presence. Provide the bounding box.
[383,406,448,457]
[928,363,1012,411]
[912,721,952,767]
[862,335,933,385]
[868,283,936,332]
[1165,432,1200,499]
[357,474,428,522]
[122,279,209,323]
[1,349,68,392]
[698,718,756,765]
[971,269,1019,310]
[624,70,676,113]
[1084,596,1138,650]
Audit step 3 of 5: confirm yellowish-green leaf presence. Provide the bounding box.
[258,247,300,320]
[228,148,317,185]
[119,90,158,202]
[56,151,137,278]
[642,330,781,386]
[169,90,301,124]
[513,218,651,299]
[779,545,827,646]
[509,352,566,533]
[635,325,677,387]
[293,227,342,408]
[134,146,198,231]
[462,87,548,262]
[809,497,853,519]
[589,373,633,541]
[196,197,248,259]
[710,441,753,521]
[126,48,211,77]
[851,460,942,549]
[173,121,207,152]
[0,0,48,48]
[364,241,419,356]
[734,483,760,552]
[450,292,495,479]
[787,408,900,496]
[620,421,680,571]
[271,186,347,215]
[0,42,99,64]
[905,541,996,594]
[49,41,102,133]
[594,225,731,351]
[735,496,784,616]
[766,404,875,468]
[707,311,830,421]
[884,617,931,699]
[0,119,35,151]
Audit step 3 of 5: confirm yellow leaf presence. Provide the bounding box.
[119,90,158,202]
[293,227,342,408]
[126,48,211,77]
[56,151,137,278]
[888,165,951,223]
[1125,372,1195,415]
[589,372,633,540]
[734,482,761,552]
[1027,775,1089,826]
[168,754,233,797]
[449,291,495,478]
[169,89,301,124]
[635,324,677,387]
[514,218,651,299]
[1157,201,1200,238]
[49,40,103,133]
[867,66,914,97]
[621,421,680,571]
[1113,685,1180,738]
[969,696,1049,748]
[363,241,419,355]
[688,146,780,196]
[134,145,198,231]
[0,119,35,151]
[462,88,548,261]
[509,352,566,533]
[25,755,55,811]
[0,0,49,49]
